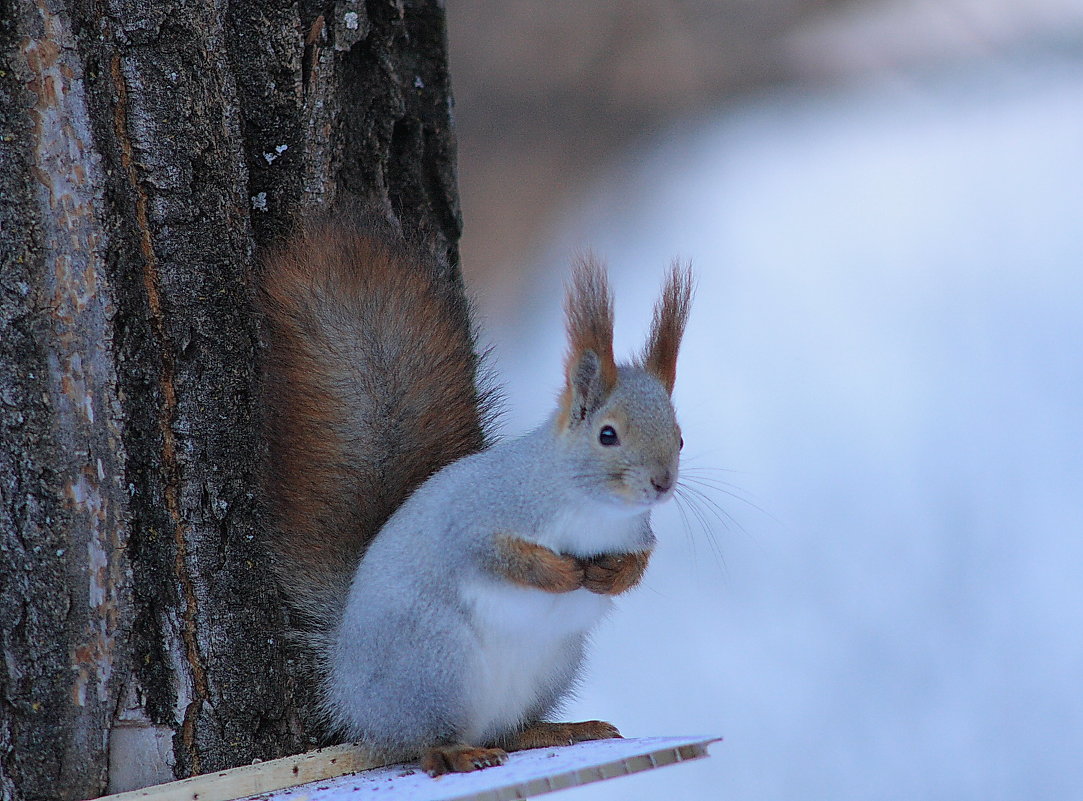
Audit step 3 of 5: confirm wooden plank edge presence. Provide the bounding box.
[87,744,386,801]
[92,737,720,801]
[444,737,722,801]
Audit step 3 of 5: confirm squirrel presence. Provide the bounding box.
[259,213,692,776]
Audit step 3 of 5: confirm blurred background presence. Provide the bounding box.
[445,2,1083,799]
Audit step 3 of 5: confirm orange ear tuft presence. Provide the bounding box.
[560,255,617,423]
[640,261,694,395]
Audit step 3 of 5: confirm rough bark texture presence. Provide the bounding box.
[0,1,461,798]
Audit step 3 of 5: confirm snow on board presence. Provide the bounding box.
[241,736,719,801]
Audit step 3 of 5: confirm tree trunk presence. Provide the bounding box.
[0,1,462,798]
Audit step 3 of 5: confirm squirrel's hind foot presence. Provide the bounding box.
[421,744,508,776]
[505,720,622,751]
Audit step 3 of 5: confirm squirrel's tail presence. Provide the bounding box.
[260,215,495,635]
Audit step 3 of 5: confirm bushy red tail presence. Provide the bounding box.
[260,215,496,629]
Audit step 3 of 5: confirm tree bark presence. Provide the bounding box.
[0,1,461,798]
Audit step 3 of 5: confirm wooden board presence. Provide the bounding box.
[92,736,719,801]
[240,736,719,801]
[93,744,383,801]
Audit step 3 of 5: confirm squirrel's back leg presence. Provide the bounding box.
[421,744,508,776]
[501,720,622,751]
[420,722,621,773]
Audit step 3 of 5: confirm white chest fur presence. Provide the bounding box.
[454,503,649,743]
[533,500,651,557]
[459,577,611,743]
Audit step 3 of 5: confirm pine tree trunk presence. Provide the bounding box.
[0,1,461,798]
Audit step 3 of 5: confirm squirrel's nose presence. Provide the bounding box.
[650,469,673,495]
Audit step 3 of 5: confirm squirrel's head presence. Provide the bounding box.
[556,256,693,511]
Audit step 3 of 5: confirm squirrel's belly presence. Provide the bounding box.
[460,579,610,743]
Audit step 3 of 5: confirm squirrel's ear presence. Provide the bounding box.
[564,348,609,424]
[560,255,617,425]
[640,262,694,395]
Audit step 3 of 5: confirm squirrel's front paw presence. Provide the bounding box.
[581,551,651,595]
[492,535,584,593]
[536,550,586,593]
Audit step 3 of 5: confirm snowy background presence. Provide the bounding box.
[481,53,1083,801]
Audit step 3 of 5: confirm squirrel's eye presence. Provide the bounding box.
[598,425,620,447]
[679,436,684,451]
